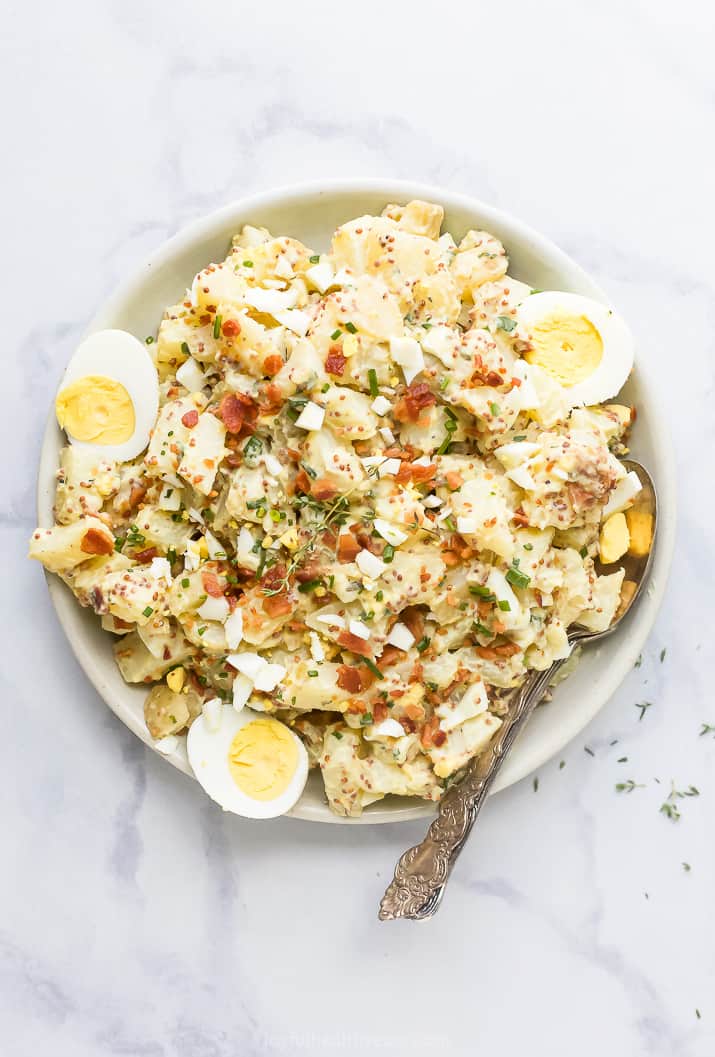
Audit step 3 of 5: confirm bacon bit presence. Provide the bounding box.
[181,409,199,429]
[432,729,447,747]
[260,383,284,413]
[476,641,521,660]
[133,546,158,564]
[294,468,311,494]
[285,447,302,461]
[337,665,362,693]
[221,318,241,338]
[377,645,402,670]
[225,452,242,467]
[262,354,284,377]
[420,715,440,748]
[199,314,211,326]
[486,370,504,387]
[409,661,424,683]
[395,461,437,485]
[201,571,224,597]
[401,607,425,641]
[217,392,257,435]
[80,528,114,555]
[445,471,463,491]
[263,593,293,618]
[337,532,361,563]
[163,646,171,661]
[393,382,436,422]
[382,445,416,461]
[373,701,389,724]
[295,557,322,583]
[325,346,347,375]
[113,617,133,630]
[419,570,431,583]
[337,630,372,657]
[512,507,530,527]
[442,550,460,567]
[477,600,492,619]
[310,478,338,502]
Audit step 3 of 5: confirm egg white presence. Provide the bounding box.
[517,292,633,407]
[186,705,309,818]
[58,329,159,461]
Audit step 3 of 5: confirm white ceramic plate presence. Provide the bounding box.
[37,180,676,824]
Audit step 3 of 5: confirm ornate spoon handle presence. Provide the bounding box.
[378,661,563,921]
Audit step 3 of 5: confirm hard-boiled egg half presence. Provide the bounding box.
[55,330,159,461]
[186,704,309,819]
[517,292,633,407]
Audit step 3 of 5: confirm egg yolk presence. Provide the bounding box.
[228,719,298,801]
[56,375,135,445]
[524,313,603,386]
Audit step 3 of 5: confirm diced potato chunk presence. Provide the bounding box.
[625,508,653,558]
[144,684,191,738]
[599,512,630,564]
[28,518,115,573]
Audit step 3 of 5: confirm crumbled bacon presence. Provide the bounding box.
[310,478,338,502]
[393,382,437,422]
[263,593,293,618]
[337,665,362,693]
[217,393,257,435]
[395,461,437,485]
[181,409,199,429]
[420,716,440,748]
[476,641,521,660]
[337,630,372,657]
[325,346,347,376]
[373,701,389,724]
[512,507,530,527]
[221,318,241,338]
[377,645,402,670]
[337,532,361,563]
[201,571,224,597]
[133,546,158,564]
[262,354,284,377]
[400,607,425,642]
[80,528,114,556]
[294,469,311,495]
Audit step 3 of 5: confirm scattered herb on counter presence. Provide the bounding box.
[615,779,643,793]
[559,760,566,769]
[699,723,715,737]
[584,746,595,757]
[533,777,539,792]
[635,654,643,668]
[635,700,652,721]
[617,756,628,763]
[660,648,667,662]
[682,862,692,872]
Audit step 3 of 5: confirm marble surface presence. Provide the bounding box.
[3,0,713,1053]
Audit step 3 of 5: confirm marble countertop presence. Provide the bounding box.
[3,1,713,1054]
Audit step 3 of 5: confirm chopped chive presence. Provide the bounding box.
[497,599,511,612]
[523,542,533,551]
[345,321,357,334]
[321,383,330,392]
[368,368,379,397]
[382,544,395,563]
[439,377,449,391]
[465,583,495,600]
[297,578,323,593]
[375,590,383,602]
[309,254,320,264]
[360,657,383,680]
[416,636,431,653]
[506,563,531,589]
[333,730,343,740]
[360,711,373,725]
[436,434,452,456]
[307,670,319,677]
[197,626,206,636]
[513,434,526,442]
[580,545,588,558]
[142,606,154,618]
[181,578,190,588]
[213,314,222,339]
[496,315,517,333]
[473,621,491,637]
[269,509,282,523]
[242,260,253,267]
[330,328,342,341]
[145,336,154,345]
[489,402,501,416]
[444,516,456,533]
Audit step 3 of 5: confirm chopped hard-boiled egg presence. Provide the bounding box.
[55,330,159,462]
[187,705,308,818]
[517,292,633,408]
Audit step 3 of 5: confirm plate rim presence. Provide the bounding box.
[36,178,677,824]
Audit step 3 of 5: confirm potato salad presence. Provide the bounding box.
[30,200,644,818]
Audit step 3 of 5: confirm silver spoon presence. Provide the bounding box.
[379,459,657,922]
